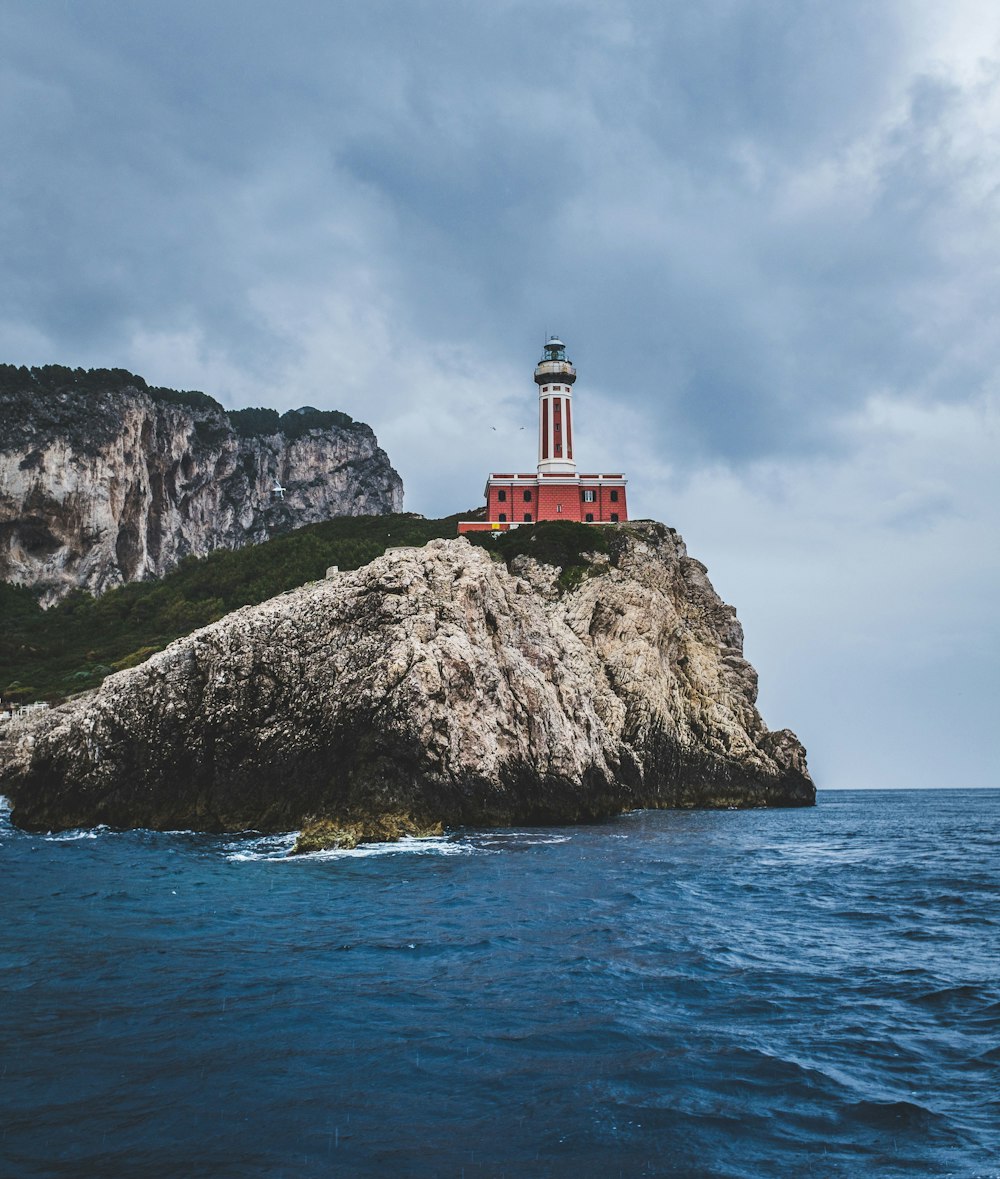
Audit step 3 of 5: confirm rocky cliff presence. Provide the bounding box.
[0,522,814,840]
[0,365,403,603]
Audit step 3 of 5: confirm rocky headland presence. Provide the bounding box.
[0,522,814,845]
[0,365,403,603]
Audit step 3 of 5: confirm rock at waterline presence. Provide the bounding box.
[0,522,814,843]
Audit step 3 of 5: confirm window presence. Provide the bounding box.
[523,512,532,522]
[498,513,507,522]
[582,489,595,502]
[497,489,507,502]
[610,512,619,523]
[585,512,594,522]
[556,504,562,513]
[610,489,619,502]
[523,489,532,502]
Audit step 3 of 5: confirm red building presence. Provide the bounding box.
[458,337,628,534]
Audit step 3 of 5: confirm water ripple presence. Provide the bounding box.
[1,788,998,1177]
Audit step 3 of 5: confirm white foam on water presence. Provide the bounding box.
[294,830,576,860]
[295,834,480,862]
[471,832,573,847]
[223,831,298,861]
[224,827,578,862]
[225,832,481,863]
[43,825,116,842]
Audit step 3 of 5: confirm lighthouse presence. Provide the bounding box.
[458,337,629,534]
[535,337,576,475]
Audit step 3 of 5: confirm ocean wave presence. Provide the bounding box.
[914,982,992,1008]
[225,832,478,862]
[42,825,117,842]
[224,828,572,862]
[3,788,999,1176]
[471,831,572,849]
[845,1098,947,1133]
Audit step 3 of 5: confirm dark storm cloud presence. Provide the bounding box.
[0,0,995,459]
[4,0,951,460]
[6,1,995,451]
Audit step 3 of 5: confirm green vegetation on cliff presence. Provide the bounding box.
[0,363,222,412]
[0,516,619,705]
[0,514,467,704]
[465,518,610,568]
[465,519,613,591]
[228,405,360,438]
[0,366,363,437]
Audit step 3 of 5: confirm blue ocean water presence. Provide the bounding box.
[1,789,997,1178]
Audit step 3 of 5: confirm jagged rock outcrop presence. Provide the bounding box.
[0,523,814,838]
[0,367,403,603]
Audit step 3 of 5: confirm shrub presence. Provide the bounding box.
[111,646,163,671]
[278,407,357,438]
[465,519,609,571]
[228,407,282,437]
[0,513,467,703]
[148,387,224,413]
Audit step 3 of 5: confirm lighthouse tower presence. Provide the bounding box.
[457,336,628,534]
[535,337,576,475]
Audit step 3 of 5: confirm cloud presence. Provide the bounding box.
[640,387,1000,789]
[2,0,998,788]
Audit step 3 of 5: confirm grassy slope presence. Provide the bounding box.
[0,514,463,703]
[1,515,611,705]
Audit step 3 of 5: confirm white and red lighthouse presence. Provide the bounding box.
[459,337,629,534]
[535,337,577,475]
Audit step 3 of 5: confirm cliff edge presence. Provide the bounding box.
[0,522,814,839]
[0,365,403,603]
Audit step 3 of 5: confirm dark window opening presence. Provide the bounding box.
[523,489,532,501]
[610,512,619,522]
[498,513,507,522]
[523,512,532,522]
[497,489,507,501]
[610,489,619,502]
[585,512,594,522]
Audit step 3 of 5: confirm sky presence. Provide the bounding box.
[2,0,997,790]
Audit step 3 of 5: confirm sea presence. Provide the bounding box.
[2,788,997,1178]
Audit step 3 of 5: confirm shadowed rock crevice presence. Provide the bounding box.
[0,523,814,842]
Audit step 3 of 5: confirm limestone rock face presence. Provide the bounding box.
[0,523,814,835]
[0,381,403,603]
